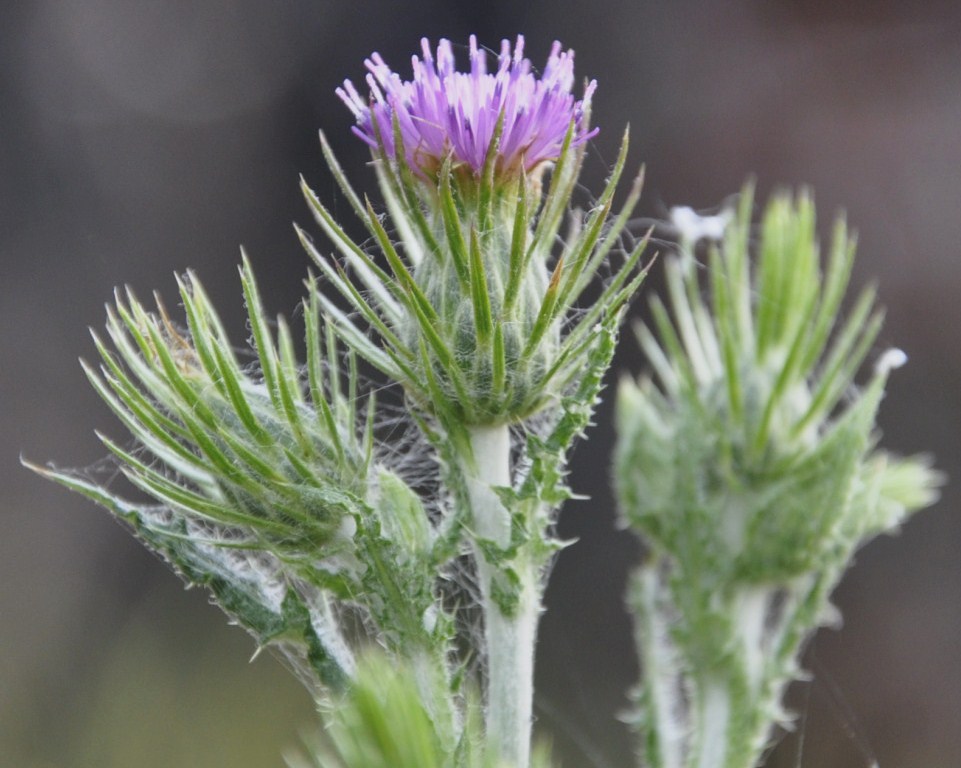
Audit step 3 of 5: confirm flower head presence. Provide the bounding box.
[313,35,644,427]
[337,35,598,180]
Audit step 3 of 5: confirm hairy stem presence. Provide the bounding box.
[692,681,731,768]
[466,424,539,768]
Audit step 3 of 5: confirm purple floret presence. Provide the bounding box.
[337,35,598,179]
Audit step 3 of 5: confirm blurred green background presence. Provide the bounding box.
[5,1,961,766]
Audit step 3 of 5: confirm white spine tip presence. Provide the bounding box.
[876,348,908,375]
[670,205,731,244]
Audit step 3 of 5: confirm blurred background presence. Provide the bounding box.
[4,1,961,766]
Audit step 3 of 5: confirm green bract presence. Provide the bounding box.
[300,125,646,428]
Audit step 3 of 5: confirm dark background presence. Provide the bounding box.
[5,2,961,766]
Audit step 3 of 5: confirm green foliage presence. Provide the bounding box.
[614,185,941,768]
[27,260,455,707]
[30,49,940,766]
[26,28,945,768]
[29,91,648,768]
[290,653,558,768]
[304,654,450,768]
[617,185,939,582]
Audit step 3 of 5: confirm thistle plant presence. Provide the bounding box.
[27,34,939,768]
[614,187,940,768]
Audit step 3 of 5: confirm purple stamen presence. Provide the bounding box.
[338,36,598,179]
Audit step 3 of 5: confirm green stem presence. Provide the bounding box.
[633,566,798,768]
[465,424,539,768]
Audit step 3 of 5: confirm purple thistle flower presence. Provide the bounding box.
[337,35,598,179]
